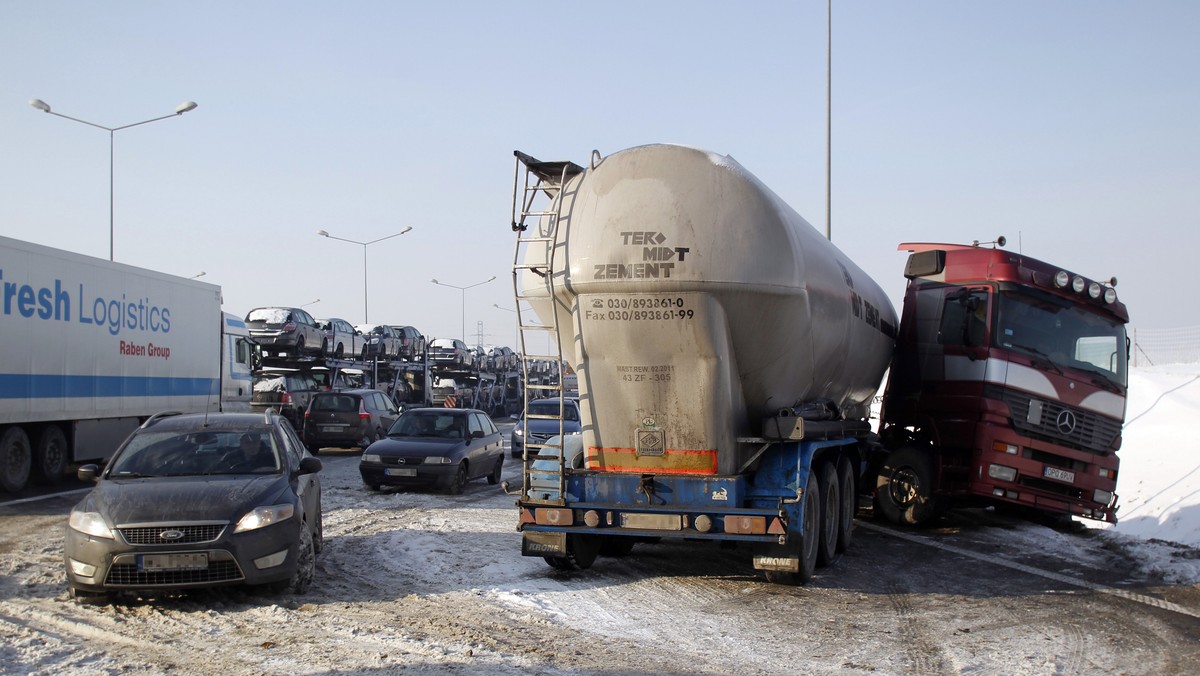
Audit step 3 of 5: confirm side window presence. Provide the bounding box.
[938,288,989,348]
[235,338,250,365]
[277,422,306,464]
[469,413,485,436]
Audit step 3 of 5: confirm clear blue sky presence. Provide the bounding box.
[2,2,1196,344]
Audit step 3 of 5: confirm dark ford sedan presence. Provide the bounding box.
[64,411,323,603]
[360,408,504,493]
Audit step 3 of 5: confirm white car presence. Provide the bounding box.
[316,318,363,360]
[528,434,584,501]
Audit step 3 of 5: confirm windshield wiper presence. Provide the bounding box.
[1007,343,1063,376]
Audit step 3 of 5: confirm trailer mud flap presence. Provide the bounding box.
[522,531,567,557]
[752,556,800,573]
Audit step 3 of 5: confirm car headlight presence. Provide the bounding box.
[513,428,524,437]
[234,504,295,533]
[68,510,114,539]
[362,453,382,463]
[424,456,452,464]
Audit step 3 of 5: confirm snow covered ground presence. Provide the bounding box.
[2,364,1199,674]
[1085,363,1200,580]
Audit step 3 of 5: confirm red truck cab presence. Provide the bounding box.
[879,242,1128,523]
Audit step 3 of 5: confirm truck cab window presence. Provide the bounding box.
[938,288,989,348]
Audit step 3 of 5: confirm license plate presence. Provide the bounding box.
[139,553,208,572]
[321,425,345,433]
[620,513,683,531]
[385,468,417,477]
[1043,466,1075,483]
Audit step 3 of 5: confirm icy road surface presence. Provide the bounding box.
[3,441,1200,675]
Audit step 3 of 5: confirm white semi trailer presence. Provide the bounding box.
[0,236,257,492]
[508,145,897,583]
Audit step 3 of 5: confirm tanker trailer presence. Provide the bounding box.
[506,145,897,583]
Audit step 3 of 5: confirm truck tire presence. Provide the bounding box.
[544,533,600,570]
[764,470,820,585]
[34,425,69,485]
[875,446,943,526]
[835,455,856,553]
[816,461,840,567]
[0,427,33,493]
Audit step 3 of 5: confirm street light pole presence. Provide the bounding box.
[432,276,496,343]
[29,99,199,261]
[317,227,412,323]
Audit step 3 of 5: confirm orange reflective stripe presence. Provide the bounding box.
[585,447,718,474]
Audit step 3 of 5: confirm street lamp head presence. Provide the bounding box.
[431,278,439,284]
[400,226,413,234]
[316,230,330,237]
[175,101,198,115]
[29,99,51,113]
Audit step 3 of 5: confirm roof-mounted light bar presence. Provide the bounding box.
[1053,269,1118,304]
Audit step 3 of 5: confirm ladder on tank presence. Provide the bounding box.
[510,150,584,501]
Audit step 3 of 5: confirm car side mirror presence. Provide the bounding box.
[298,456,323,475]
[472,430,485,439]
[78,464,100,482]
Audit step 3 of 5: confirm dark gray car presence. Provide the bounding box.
[302,389,401,453]
[64,411,323,603]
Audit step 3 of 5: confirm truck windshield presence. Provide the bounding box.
[993,286,1127,387]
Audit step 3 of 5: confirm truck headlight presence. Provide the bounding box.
[988,464,1018,482]
[235,504,294,533]
[68,510,114,539]
[1093,489,1113,506]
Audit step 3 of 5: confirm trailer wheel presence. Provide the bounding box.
[34,425,69,485]
[763,470,820,585]
[0,427,33,493]
[875,447,943,526]
[835,455,856,553]
[816,461,840,567]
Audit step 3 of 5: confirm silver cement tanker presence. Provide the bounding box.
[518,144,897,476]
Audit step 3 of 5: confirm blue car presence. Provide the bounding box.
[360,408,505,493]
[511,397,581,458]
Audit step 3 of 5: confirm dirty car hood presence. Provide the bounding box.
[84,475,288,526]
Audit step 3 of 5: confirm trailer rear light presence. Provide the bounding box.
[535,508,574,526]
[1088,282,1103,299]
[988,464,1017,482]
[694,515,713,533]
[1054,271,1071,288]
[1072,276,1086,293]
[1093,489,1113,506]
[583,510,601,527]
[724,516,767,534]
[992,441,1019,455]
